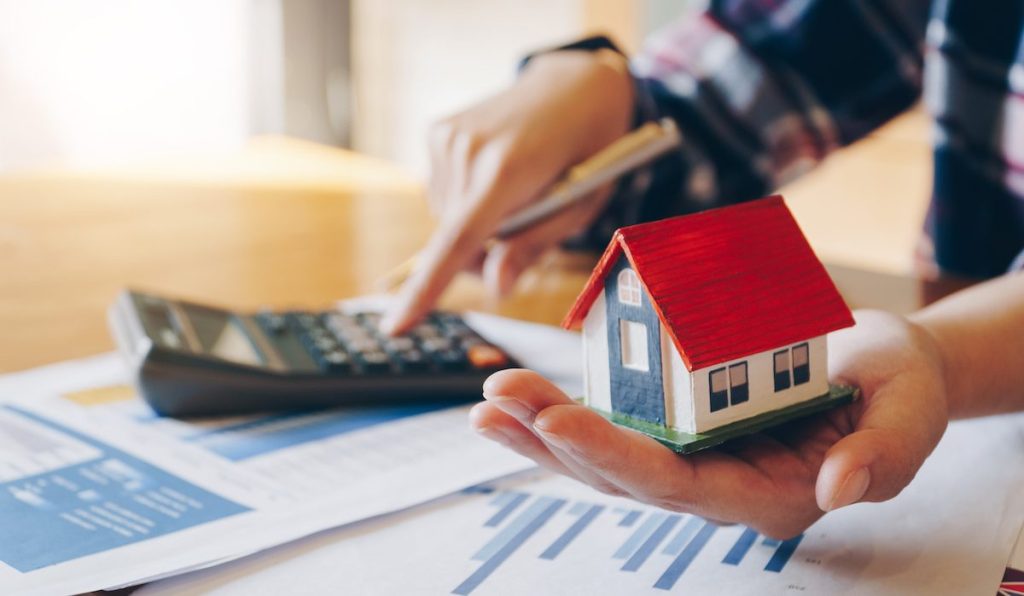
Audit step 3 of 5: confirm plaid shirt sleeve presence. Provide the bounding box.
[585,0,933,244]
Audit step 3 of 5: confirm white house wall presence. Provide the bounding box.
[689,336,829,433]
[582,290,612,413]
[661,325,694,433]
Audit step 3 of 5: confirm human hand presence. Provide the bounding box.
[380,49,634,335]
[469,310,949,538]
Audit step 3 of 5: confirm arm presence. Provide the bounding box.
[602,0,931,229]
[382,0,932,334]
[471,273,1024,537]
[911,272,1024,419]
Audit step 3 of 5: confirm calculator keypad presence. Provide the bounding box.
[259,311,511,376]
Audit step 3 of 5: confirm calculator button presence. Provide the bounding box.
[412,324,441,339]
[460,336,486,349]
[346,338,382,354]
[397,349,431,372]
[324,313,359,332]
[294,313,318,329]
[439,321,473,338]
[421,337,454,353]
[433,349,466,371]
[337,326,372,343]
[320,350,352,373]
[314,336,340,352]
[259,313,288,334]
[382,337,415,353]
[467,345,509,369]
[357,312,383,328]
[358,350,393,374]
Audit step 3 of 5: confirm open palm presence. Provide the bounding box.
[470,310,948,538]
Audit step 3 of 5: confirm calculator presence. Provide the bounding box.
[108,290,518,417]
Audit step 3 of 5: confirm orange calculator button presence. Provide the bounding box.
[467,345,509,369]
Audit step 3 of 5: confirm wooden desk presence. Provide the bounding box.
[0,119,961,374]
[0,139,595,372]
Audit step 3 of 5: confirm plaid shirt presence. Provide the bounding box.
[593,0,1024,278]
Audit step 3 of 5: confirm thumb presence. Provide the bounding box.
[815,387,944,511]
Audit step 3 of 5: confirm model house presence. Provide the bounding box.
[562,195,855,448]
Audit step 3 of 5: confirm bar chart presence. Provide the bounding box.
[126,401,454,461]
[454,487,803,595]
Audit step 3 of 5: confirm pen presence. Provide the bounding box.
[376,117,682,291]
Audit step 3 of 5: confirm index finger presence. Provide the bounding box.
[380,208,495,335]
[531,405,780,520]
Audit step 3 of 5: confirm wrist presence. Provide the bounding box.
[530,50,633,138]
[906,313,962,419]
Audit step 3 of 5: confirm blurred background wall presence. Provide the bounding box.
[0,0,685,175]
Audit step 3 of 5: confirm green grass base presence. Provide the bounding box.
[585,384,858,454]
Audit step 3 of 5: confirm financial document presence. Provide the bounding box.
[0,313,579,595]
[140,413,1024,595]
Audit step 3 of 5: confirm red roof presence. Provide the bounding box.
[562,195,853,371]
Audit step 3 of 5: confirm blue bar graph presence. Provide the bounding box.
[540,504,603,560]
[615,513,666,559]
[453,498,565,595]
[722,528,759,565]
[619,510,642,527]
[654,522,718,590]
[765,535,804,572]
[622,514,680,572]
[485,492,528,527]
[454,491,808,595]
[183,403,451,461]
[663,516,704,555]
[473,497,562,562]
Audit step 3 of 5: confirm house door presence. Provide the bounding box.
[604,257,665,425]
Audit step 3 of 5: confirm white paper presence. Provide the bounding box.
[139,413,1024,596]
[0,313,581,595]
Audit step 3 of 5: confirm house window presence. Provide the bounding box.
[709,368,728,412]
[617,268,641,306]
[619,320,649,371]
[729,363,749,405]
[773,344,810,390]
[709,361,749,412]
[792,343,810,385]
[773,350,791,392]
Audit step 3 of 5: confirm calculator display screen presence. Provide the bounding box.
[181,305,263,366]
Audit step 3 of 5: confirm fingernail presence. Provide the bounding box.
[378,314,398,336]
[827,467,870,511]
[533,424,573,455]
[490,395,535,423]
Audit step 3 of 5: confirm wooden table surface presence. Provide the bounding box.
[0,122,966,374]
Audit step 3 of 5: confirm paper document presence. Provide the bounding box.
[0,313,579,595]
[141,413,1024,595]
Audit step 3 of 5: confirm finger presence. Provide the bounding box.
[426,120,456,217]
[532,405,789,523]
[483,369,763,512]
[382,139,538,336]
[479,372,629,496]
[481,369,580,420]
[469,402,579,479]
[815,377,947,511]
[379,209,493,336]
[482,193,607,299]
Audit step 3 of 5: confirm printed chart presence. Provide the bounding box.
[0,406,249,573]
[455,486,803,594]
[130,402,451,462]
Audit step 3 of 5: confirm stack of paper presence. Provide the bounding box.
[144,411,1024,595]
[1,312,1022,595]
[0,314,579,595]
